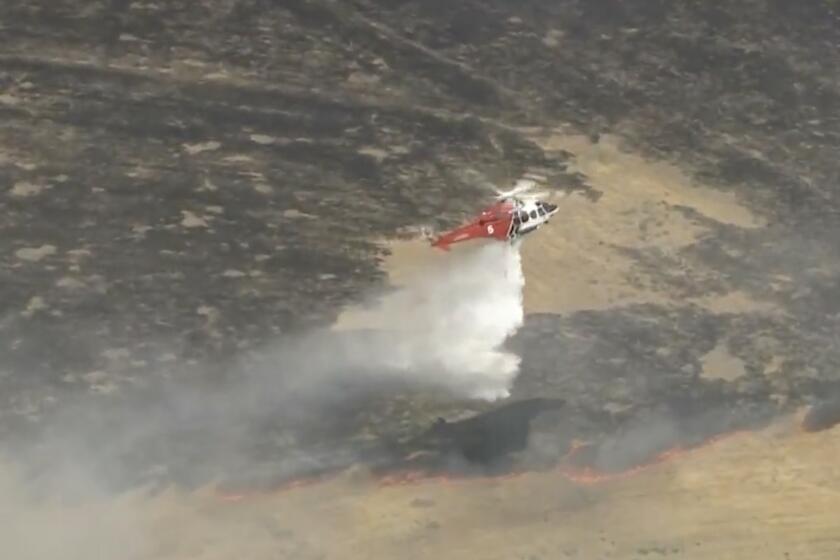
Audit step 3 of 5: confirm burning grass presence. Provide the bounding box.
[214,427,757,502]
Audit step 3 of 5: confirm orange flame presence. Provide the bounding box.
[215,473,328,502]
[214,430,752,502]
[558,430,749,485]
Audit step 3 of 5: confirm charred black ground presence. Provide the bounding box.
[802,398,840,433]
[2,1,840,493]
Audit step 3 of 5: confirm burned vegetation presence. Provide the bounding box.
[2,0,840,495]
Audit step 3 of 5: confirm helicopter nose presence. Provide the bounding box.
[543,202,558,213]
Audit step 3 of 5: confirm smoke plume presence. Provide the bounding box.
[1,239,527,496]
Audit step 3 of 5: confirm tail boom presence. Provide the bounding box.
[431,216,513,250]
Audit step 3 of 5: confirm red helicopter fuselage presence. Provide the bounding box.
[431,197,558,250]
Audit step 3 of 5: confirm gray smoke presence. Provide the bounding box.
[2,239,528,496]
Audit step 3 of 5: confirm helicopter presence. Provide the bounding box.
[431,179,559,251]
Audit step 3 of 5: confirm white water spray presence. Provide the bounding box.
[332,241,526,400]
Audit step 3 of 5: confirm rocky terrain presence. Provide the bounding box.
[2,1,840,557]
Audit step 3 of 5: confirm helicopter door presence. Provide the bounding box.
[509,212,524,238]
